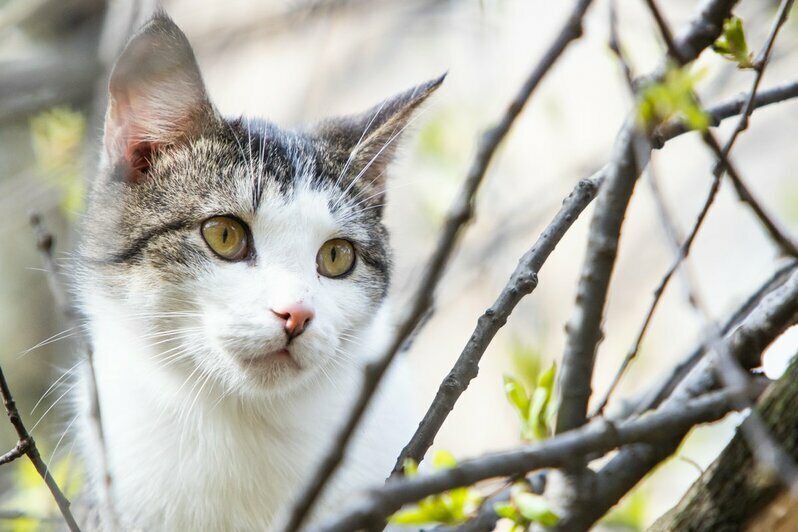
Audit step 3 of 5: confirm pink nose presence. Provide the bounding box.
[271,303,315,339]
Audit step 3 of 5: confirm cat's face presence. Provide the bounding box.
[79,14,441,395]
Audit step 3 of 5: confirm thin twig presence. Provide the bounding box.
[608,0,635,90]
[646,164,710,315]
[0,364,81,531]
[29,213,74,318]
[608,7,709,318]
[392,170,603,476]
[278,2,598,529]
[320,388,746,531]
[594,0,797,415]
[648,0,798,256]
[554,0,740,436]
[28,214,115,529]
[557,267,798,529]
[625,259,798,419]
[392,81,798,478]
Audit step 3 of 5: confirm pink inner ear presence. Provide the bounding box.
[126,141,154,184]
[105,89,161,184]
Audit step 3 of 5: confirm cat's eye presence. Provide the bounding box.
[316,239,355,278]
[201,216,249,261]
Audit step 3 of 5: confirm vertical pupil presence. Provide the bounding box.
[222,227,229,243]
[330,246,337,262]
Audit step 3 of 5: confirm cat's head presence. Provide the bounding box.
[79,13,442,395]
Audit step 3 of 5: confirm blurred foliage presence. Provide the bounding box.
[413,107,472,226]
[780,182,798,223]
[29,107,87,218]
[1,453,82,531]
[600,486,648,531]
[637,64,709,134]
[504,343,557,441]
[712,16,754,69]
[389,450,482,526]
[509,341,543,389]
[493,482,560,530]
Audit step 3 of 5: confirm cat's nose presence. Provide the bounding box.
[271,304,315,340]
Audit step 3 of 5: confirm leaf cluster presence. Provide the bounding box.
[493,483,560,530]
[389,451,482,526]
[503,359,558,442]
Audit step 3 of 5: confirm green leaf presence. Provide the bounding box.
[528,362,557,440]
[514,492,560,527]
[712,16,754,68]
[29,107,87,218]
[432,449,458,469]
[503,374,531,419]
[389,450,481,526]
[390,506,434,525]
[637,63,710,133]
[493,501,520,521]
[403,458,418,477]
[510,341,542,387]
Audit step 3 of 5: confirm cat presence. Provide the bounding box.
[73,12,442,530]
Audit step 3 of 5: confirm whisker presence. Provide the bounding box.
[32,360,82,414]
[30,381,78,433]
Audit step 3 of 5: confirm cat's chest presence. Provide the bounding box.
[102,390,336,530]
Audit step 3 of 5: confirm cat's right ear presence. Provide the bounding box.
[104,13,215,183]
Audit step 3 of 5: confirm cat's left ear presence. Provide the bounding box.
[318,74,445,203]
[104,13,217,183]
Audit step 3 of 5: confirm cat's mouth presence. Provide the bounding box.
[235,348,303,372]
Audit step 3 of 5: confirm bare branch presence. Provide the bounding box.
[0,364,81,531]
[28,214,114,529]
[393,80,798,476]
[644,164,709,316]
[651,353,798,530]
[648,0,798,256]
[557,267,798,529]
[595,0,797,417]
[392,170,603,476]
[555,0,740,436]
[321,388,747,531]
[325,265,798,529]
[713,341,798,495]
[280,2,598,527]
[653,80,798,145]
[625,259,798,419]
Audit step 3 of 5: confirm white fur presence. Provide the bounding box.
[77,185,416,530]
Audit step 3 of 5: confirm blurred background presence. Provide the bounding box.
[1,0,797,528]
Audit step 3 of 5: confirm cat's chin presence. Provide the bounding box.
[225,347,323,395]
[234,348,303,373]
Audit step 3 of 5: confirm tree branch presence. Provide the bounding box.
[0,363,80,531]
[28,215,112,530]
[595,0,798,419]
[556,267,798,529]
[648,0,798,257]
[279,1,598,528]
[321,388,748,531]
[624,259,798,419]
[651,351,798,530]
[393,79,798,475]
[556,0,740,436]
[324,259,798,530]
[391,170,603,476]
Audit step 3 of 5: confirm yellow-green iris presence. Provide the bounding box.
[316,239,355,278]
[201,216,249,261]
